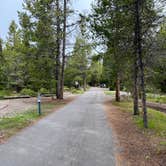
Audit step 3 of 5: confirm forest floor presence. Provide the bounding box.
[104,99,166,166]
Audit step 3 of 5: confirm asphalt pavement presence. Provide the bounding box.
[0,88,116,166]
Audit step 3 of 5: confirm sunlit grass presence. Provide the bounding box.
[112,101,166,137]
[147,93,166,104]
[0,102,65,140]
[104,90,115,96]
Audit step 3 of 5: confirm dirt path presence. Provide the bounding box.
[104,99,166,166]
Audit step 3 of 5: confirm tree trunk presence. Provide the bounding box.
[55,0,61,99]
[139,54,148,128]
[133,63,139,115]
[60,0,67,99]
[133,48,139,114]
[135,0,147,128]
[115,74,120,102]
[83,74,87,91]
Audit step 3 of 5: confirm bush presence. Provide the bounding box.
[20,88,36,97]
[39,88,49,94]
[0,90,12,96]
[71,88,84,94]
[64,86,70,91]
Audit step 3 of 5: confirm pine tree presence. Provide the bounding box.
[60,0,67,99]
[20,0,57,91]
[4,21,23,91]
[65,36,91,89]
[55,0,61,99]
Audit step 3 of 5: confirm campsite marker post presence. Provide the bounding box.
[37,93,41,115]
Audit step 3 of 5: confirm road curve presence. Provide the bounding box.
[0,88,115,166]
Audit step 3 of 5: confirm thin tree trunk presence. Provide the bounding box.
[60,0,67,99]
[55,0,61,99]
[115,74,120,102]
[133,52,139,114]
[133,3,139,115]
[133,64,139,115]
[135,0,147,128]
[139,54,147,128]
[83,74,87,91]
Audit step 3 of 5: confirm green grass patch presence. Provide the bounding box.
[105,91,166,104]
[147,93,166,104]
[159,141,166,146]
[70,89,84,94]
[0,102,65,140]
[0,90,15,99]
[65,87,84,94]
[112,101,166,137]
[105,90,115,96]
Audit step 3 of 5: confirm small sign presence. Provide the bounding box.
[37,93,41,115]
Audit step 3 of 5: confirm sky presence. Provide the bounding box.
[0,0,93,40]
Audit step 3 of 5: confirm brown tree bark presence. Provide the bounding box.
[133,48,139,115]
[134,0,148,128]
[133,64,139,115]
[115,74,120,102]
[83,74,87,91]
[59,0,67,99]
[55,0,61,99]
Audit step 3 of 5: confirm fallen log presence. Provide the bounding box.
[3,96,31,100]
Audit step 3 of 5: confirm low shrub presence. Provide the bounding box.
[20,88,36,97]
[0,90,12,96]
[39,88,49,94]
[64,86,70,91]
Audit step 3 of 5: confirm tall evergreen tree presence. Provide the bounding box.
[55,0,61,99]
[4,21,23,91]
[20,0,57,91]
[18,12,33,87]
[134,0,147,127]
[60,0,67,99]
[65,36,91,89]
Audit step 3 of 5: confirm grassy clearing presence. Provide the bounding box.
[112,101,166,138]
[105,91,115,96]
[0,102,65,140]
[0,90,15,99]
[105,90,166,104]
[70,89,84,94]
[147,93,166,104]
[64,86,84,94]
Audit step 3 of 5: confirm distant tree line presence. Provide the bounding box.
[0,0,102,98]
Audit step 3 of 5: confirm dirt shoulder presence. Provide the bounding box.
[104,100,166,166]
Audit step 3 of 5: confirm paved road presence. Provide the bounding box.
[0,88,115,166]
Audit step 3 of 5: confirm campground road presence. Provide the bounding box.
[0,88,115,166]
